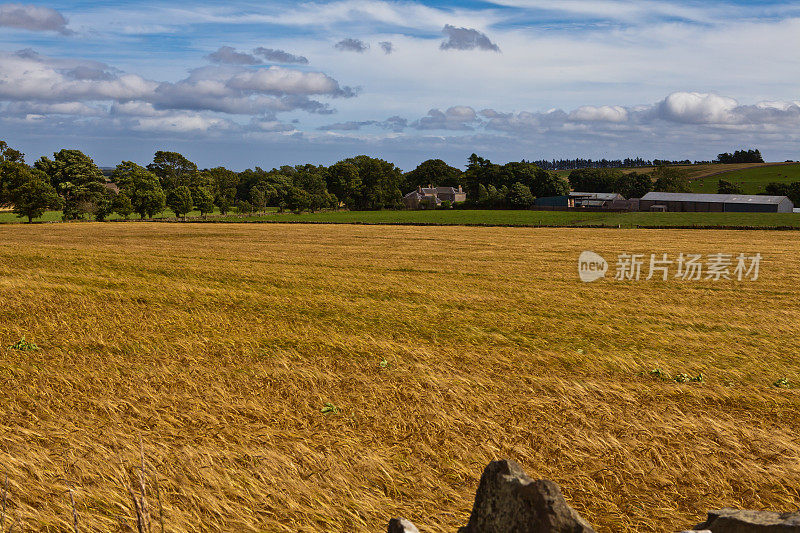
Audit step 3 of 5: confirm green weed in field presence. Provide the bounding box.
[8,336,39,351]
[773,377,791,388]
[321,402,339,414]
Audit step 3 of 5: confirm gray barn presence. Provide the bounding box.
[639,192,794,213]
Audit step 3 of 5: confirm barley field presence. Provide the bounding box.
[0,223,798,532]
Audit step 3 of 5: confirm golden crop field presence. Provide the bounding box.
[0,223,799,533]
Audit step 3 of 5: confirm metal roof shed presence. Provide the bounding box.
[639,192,794,213]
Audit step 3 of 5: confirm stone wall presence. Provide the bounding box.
[386,460,800,533]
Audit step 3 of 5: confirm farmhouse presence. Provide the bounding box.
[403,185,466,209]
[639,192,794,213]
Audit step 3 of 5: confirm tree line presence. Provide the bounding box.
[0,142,412,222]
[715,149,764,164]
[0,143,576,219]
[0,140,782,222]
[531,157,708,171]
[534,148,767,171]
[565,167,691,197]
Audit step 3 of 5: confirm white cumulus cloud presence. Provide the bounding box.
[569,105,628,123]
[656,92,739,124]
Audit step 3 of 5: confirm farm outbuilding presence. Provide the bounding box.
[639,192,794,213]
[534,192,624,208]
[570,192,624,208]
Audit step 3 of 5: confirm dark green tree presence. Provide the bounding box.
[716,149,764,164]
[216,194,232,215]
[568,168,652,198]
[34,149,105,190]
[112,192,134,219]
[568,168,623,193]
[239,168,292,210]
[32,149,109,220]
[764,182,790,196]
[112,162,166,219]
[1,161,33,206]
[717,179,743,194]
[506,182,535,208]
[652,166,691,193]
[292,165,335,212]
[0,140,26,206]
[0,140,24,163]
[463,153,502,198]
[334,156,402,210]
[285,186,311,213]
[11,170,63,223]
[147,151,199,192]
[194,186,215,217]
[403,159,463,190]
[60,181,112,220]
[249,185,268,212]
[167,186,194,219]
[237,200,253,214]
[764,182,800,206]
[202,167,238,211]
[326,161,361,207]
[475,183,489,205]
[527,169,569,198]
[616,172,652,199]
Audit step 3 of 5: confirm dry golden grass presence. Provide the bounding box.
[0,223,799,532]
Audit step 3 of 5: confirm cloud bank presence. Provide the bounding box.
[0,3,71,34]
[2,0,800,167]
[0,48,358,134]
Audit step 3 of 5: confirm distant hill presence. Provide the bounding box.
[689,162,800,194]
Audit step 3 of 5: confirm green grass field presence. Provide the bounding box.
[220,209,800,228]
[5,208,799,228]
[0,207,277,224]
[558,163,790,181]
[689,163,800,194]
[0,209,65,223]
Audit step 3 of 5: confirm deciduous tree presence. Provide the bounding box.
[11,169,63,223]
[34,149,105,190]
[112,162,166,219]
[403,159,463,190]
[167,186,194,219]
[194,186,215,217]
[112,192,134,219]
[506,182,535,208]
[652,166,691,193]
[717,179,743,194]
[147,151,199,192]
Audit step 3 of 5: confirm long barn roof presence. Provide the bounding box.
[641,192,790,204]
[570,192,623,201]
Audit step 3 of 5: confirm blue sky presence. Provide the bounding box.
[1,0,799,170]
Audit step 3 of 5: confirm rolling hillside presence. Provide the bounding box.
[689,162,800,194]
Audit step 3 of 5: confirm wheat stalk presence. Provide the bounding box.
[154,474,165,533]
[138,444,150,533]
[1,472,7,533]
[68,487,79,533]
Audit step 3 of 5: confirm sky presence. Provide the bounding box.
[1,0,799,170]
